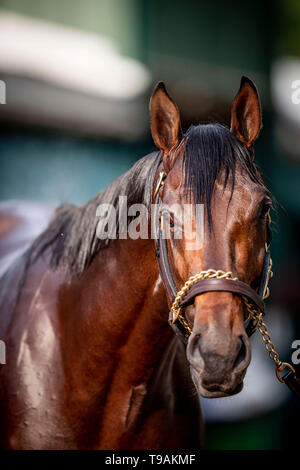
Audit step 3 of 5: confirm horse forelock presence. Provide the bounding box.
[183,123,268,227]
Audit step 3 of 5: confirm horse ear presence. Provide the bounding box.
[231,76,262,152]
[149,82,181,169]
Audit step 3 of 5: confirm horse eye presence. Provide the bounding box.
[161,210,174,228]
[259,202,271,219]
[169,213,175,228]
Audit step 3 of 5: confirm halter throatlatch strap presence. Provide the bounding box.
[154,171,300,399]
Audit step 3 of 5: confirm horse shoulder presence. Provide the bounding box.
[0,251,71,449]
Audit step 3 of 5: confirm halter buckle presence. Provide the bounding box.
[154,171,166,199]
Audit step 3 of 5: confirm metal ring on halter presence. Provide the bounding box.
[276,362,296,384]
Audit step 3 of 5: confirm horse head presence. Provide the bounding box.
[150,77,272,398]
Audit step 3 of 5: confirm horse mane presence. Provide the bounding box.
[30,151,162,275]
[30,123,267,277]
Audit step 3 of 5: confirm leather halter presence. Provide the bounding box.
[154,172,272,344]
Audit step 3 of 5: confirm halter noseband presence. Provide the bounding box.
[154,171,273,344]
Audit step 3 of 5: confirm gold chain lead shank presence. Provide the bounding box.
[171,268,295,384]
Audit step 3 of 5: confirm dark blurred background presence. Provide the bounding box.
[0,0,299,449]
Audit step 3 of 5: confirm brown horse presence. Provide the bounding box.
[0,76,272,449]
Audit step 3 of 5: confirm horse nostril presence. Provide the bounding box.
[233,336,247,370]
[187,333,202,365]
[190,334,201,354]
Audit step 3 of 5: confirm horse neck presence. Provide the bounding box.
[58,236,174,390]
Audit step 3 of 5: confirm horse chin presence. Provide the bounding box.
[190,366,244,398]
